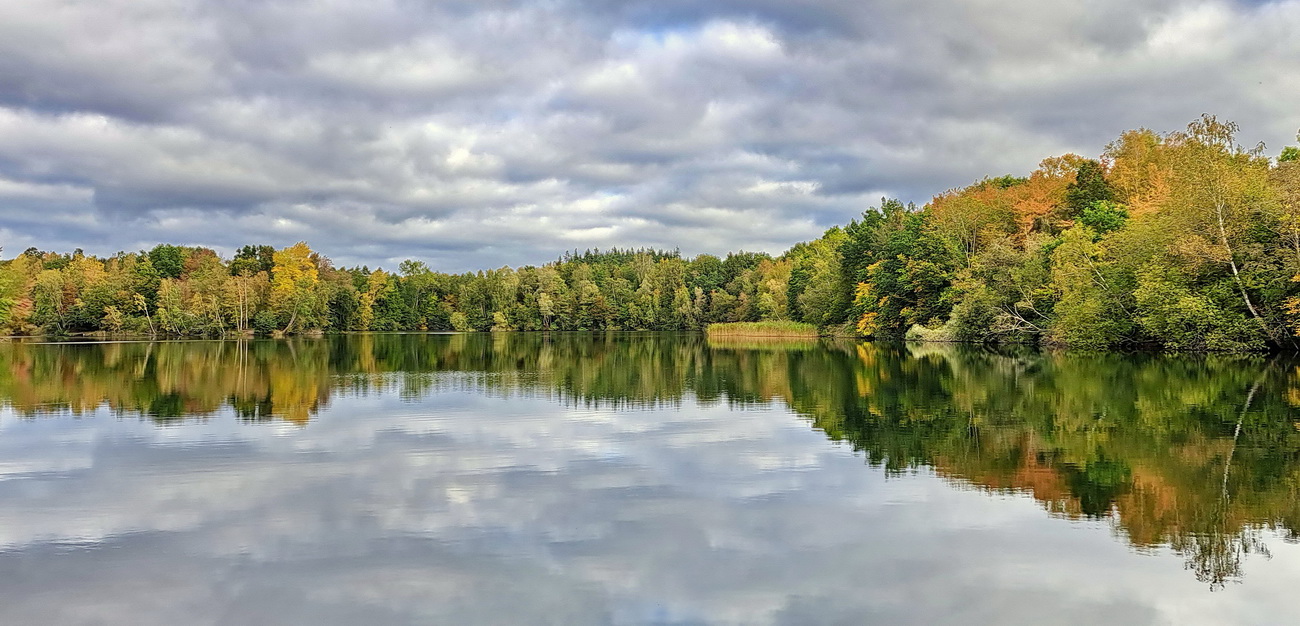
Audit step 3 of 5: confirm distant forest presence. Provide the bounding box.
[3,115,1300,351]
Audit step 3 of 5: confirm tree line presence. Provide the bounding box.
[2,115,1300,350]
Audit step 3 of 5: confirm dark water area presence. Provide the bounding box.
[1,332,1298,625]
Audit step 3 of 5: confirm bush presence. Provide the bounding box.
[252,310,281,336]
[947,284,999,342]
[1133,267,1264,351]
[449,311,473,332]
[905,322,956,342]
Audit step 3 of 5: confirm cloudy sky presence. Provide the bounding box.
[1,0,1298,271]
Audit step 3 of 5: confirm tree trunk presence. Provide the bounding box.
[1215,199,1277,344]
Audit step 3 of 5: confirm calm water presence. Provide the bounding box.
[1,333,1299,625]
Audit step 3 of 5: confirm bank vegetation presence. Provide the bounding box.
[3,116,1300,351]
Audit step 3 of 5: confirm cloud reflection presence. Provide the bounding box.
[0,335,1299,624]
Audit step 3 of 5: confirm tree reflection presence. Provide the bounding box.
[1,333,1298,586]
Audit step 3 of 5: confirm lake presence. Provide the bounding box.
[0,333,1298,625]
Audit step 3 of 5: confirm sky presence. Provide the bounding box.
[0,0,1298,272]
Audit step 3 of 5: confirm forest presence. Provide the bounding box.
[3,115,1300,351]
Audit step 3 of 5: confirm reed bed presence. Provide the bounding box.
[705,321,819,338]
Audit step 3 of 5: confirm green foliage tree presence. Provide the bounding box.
[1078,200,1128,235]
[845,201,955,338]
[148,244,185,280]
[1063,159,1114,218]
[793,228,849,327]
[1047,227,1132,349]
[230,245,275,276]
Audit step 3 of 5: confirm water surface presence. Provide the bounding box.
[1,333,1298,625]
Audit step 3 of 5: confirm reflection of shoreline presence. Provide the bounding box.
[705,336,819,351]
[835,344,1297,588]
[0,334,1297,587]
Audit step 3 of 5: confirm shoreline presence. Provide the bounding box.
[0,329,1280,354]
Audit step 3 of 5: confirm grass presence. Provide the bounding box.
[704,321,819,338]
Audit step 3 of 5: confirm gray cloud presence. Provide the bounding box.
[0,0,1298,270]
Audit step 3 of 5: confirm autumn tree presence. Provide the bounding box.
[1158,115,1282,344]
[270,242,323,333]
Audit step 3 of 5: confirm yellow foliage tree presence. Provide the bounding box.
[1105,128,1172,217]
[271,242,321,333]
